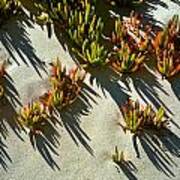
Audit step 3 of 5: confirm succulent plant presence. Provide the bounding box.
[152,15,180,78]
[120,99,169,134]
[111,13,149,52]
[109,13,149,73]
[17,101,49,134]
[109,41,145,73]
[72,39,108,66]
[47,58,86,109]
[68,11,104,47]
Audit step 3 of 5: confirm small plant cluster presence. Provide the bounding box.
[0,0,21,25]
[44,58,85,110]
[67,1,107,65]
[51,0,108,65]
[152,15,180,78]
[0,61,7,100]
[17,59,86,135]
[17,101,49,134]
[108,13,180,78]
[108,12,149,73]
[120,99,169,134]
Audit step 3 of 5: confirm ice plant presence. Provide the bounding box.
[73,39,108,66]
[17,101,49,134]
[152,15,180,78]
[47,58,86,109]
[109,41,145,73]
[109,12,149,73]
[68,8,103,46]
[120,99,169,134]
[111,13,150,52]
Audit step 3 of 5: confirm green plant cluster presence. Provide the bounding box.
[17,58,86,135]
[152,15,180,78]
[52,0,107,65]
[120,99,169,134]
[1,1,179,77]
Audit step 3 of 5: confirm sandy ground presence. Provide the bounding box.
[0,1,180,180]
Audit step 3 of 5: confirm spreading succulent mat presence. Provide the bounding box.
[0,0,180,180]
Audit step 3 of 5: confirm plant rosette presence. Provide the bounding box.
[108,42,146,74]
[48,59,86,109]
[120,99,169,135]
[17,101,49,135]
[156,44,180,78]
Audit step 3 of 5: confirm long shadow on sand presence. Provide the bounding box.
[29,117,61,170]
[0,138,12,171]
[115,158,138,180]
[121,64,174,115]
[88,66,130,106]
[132,127,180,177]
[0,13,47,77]
[168,74,180,101]
[0,73,22,170]
[58,83,100,156]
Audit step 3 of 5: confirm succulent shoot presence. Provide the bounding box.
[111,13,149,52]
[112,146,125,164]
[120,99,169,134]
[109,12,149,73]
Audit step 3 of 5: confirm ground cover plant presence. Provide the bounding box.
[107,12,150,73]
[17,59,86,135]
[152,15,180,78]
[120,99,169,134]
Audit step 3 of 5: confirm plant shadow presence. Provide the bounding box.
[121,64,173,115]
[88,66,130,106]
[29,118,61,170]
[0,73,22,170]
[0,138,12,171]
[29,82,99,168]
[168,73,180,101]
[133,127,180,177]
[57,83,100,156]
[0,12,47,77]
[115,158,138,180]
[0,72,22,140]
